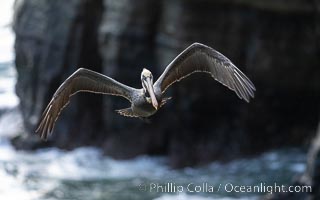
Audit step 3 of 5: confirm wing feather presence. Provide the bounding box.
[154,43,256,102]
[36,68,137,140]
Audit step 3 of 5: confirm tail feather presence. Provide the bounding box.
[116,108,139,117]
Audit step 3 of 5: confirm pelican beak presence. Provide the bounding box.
[145,77,158,110]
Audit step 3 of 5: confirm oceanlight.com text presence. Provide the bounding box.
[138,182,312,194]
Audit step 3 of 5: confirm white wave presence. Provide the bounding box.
[0,0,17,109]
[40,147,169,180]
[0,108,23,137]
[0,28,14,62]
[0,169,40,200]
[0,139,47,200]
[0,0,15,62]
[289,163,306,173]
[0,135,170,181]
[0,137,15,161]
[0,0,18,110]
[0,61,19,109]
[0,91,19,109]
[0,1,14,27]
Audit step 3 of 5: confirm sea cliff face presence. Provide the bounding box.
[13,0,320,169]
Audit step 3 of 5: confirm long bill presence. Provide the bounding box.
[146,77,158,109]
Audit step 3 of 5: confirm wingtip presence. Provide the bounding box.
[35,127,42,138]
[40,131,49,141]
[41,136,48,142]
[252,84,257,91]
[35,128,49,141]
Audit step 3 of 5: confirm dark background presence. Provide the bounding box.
[11,0,320,198]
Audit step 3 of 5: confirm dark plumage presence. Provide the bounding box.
[36,43,255,140]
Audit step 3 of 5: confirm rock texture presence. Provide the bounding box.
[13,0,320,167]
[264,122,320,200]
[14,0,104,149]
[298,122,320,199]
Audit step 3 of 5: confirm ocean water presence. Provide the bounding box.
[0,1,307,200]
[0,128,307,200]
[0,0,17,110]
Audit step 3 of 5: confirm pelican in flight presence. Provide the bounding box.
[36,43,255,139]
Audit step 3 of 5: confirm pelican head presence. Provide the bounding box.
[141,68,158,109]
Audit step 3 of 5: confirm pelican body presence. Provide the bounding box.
[36,43,256,140]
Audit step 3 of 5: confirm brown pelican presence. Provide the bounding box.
[36,43,255,140]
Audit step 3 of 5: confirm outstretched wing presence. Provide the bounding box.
[36,68,138,140]
[154,43,256,102]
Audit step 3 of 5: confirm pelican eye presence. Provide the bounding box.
[145,92,150,98]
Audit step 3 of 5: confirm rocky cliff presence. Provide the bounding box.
[13,0,320,168]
